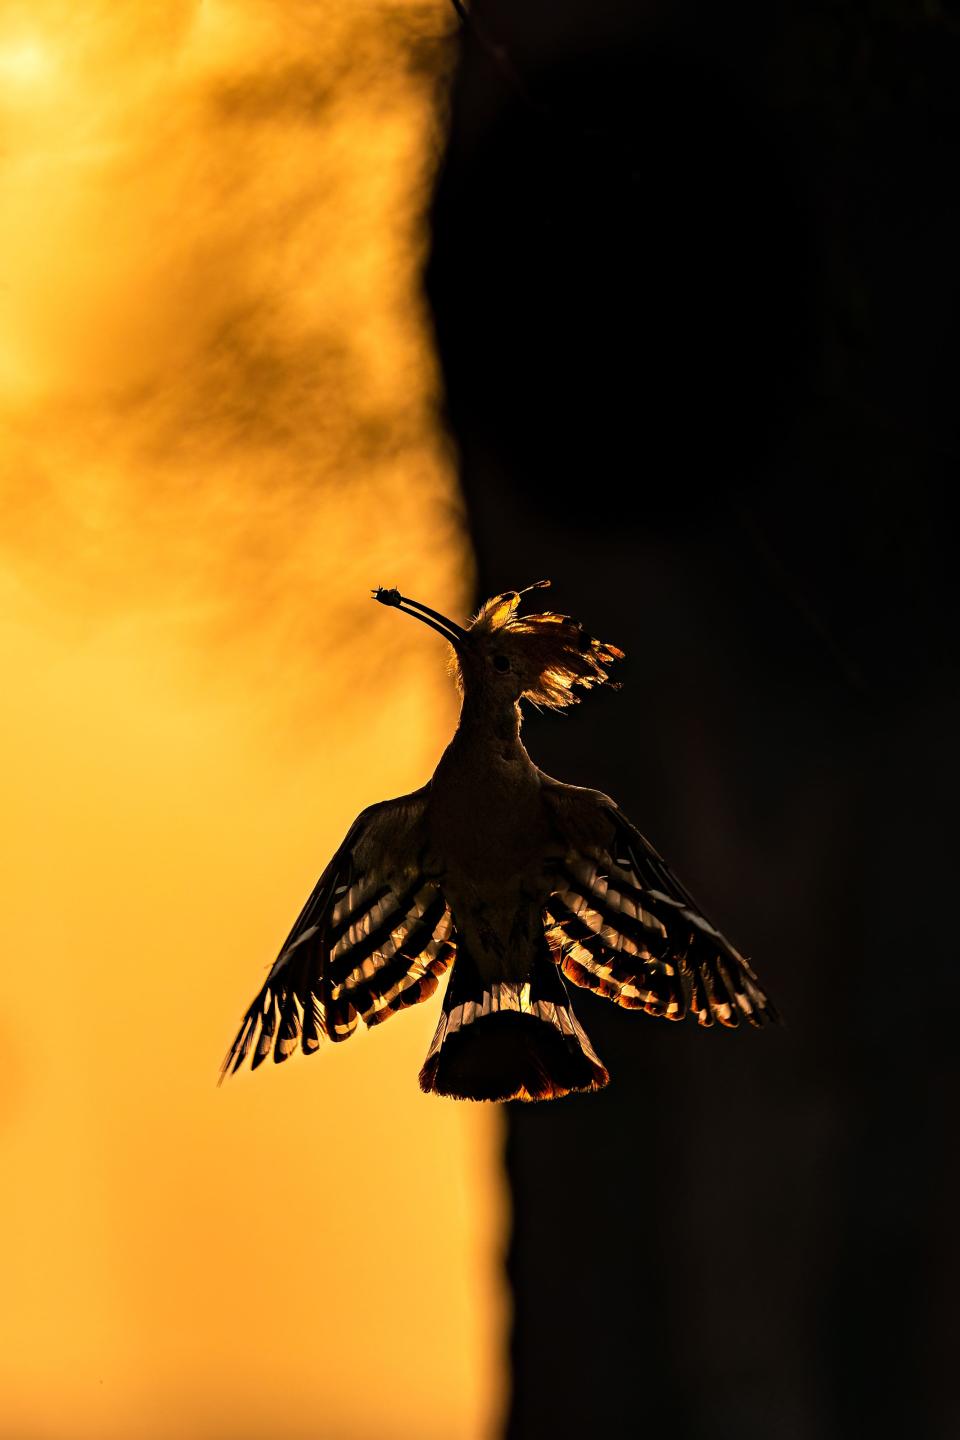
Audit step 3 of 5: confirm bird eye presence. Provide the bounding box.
[492,654,511,672]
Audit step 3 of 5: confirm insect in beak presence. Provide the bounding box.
[372,587,469,648]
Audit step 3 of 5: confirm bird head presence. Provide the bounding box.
[373,581,623,710]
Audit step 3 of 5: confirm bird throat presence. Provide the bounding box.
[453,692,526,761]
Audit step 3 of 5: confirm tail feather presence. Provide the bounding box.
[419,942,608,1103]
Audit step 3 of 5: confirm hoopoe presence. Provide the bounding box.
[221,583,777,1102]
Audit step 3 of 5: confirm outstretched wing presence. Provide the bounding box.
[220,786,455,1079]
[542,783,777,1028]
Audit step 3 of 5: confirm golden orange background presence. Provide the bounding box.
[0,4,505,1437]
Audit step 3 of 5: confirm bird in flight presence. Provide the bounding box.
[221,582,777,1101]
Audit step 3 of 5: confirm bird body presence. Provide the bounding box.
[221,583,777,1101]
[428,711,552,984]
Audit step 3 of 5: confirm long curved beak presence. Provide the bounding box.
[371,587,468,647]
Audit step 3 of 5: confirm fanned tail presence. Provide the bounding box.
[419,941,609,1102]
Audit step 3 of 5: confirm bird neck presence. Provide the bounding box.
[453,692,526,757]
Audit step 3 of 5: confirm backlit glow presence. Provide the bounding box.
[0,36,53,85]
[0,3,505,1438]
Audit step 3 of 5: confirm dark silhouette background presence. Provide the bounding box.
[426,3,960,1437]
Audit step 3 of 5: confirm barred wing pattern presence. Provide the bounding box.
[220,789,455,1079]
[544,800,777,1028]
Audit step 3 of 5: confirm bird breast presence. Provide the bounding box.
[426,743,559,981]
[429,749,542,872]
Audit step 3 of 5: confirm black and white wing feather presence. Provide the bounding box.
[220,786,455,1079]
[542,783,777,1028]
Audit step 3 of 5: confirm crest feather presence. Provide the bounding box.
[471,591,521,631]
[470,584,624,710]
